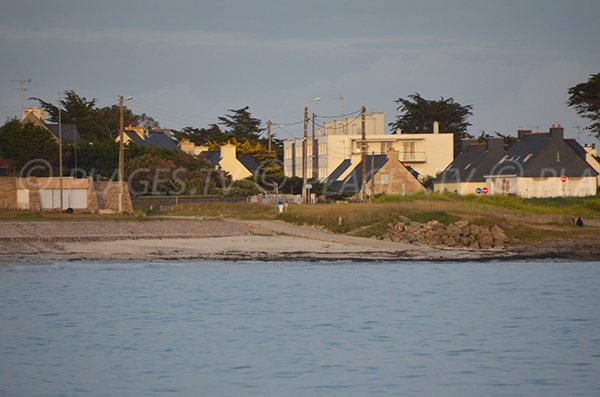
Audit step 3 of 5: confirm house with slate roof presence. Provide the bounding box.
[434,137,506,194]
[485,125,597,198]
[22,108,83,144]
[197,142,260,180]
[324,149,424,197]
[117,125,181,152]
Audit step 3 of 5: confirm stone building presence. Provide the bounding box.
[324,149,425,197]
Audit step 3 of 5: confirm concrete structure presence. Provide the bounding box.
[198,142,259,180]
[434,138,506,195]
[324,149,425,196]
[284,113,454,181]
[0,176,133,213]
[581,144,600,187]
[485,125,597,198]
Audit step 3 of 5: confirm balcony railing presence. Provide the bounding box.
[350,151,427,162]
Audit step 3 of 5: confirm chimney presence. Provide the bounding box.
[486,137,503,153]
[433,121,439,134]
[517,129,531,139]
[220,141,236,162]
[549,124,564,141]
[386,148,400,163]
[460,138,477,152]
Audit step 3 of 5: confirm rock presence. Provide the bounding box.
[99,209,115,215]
[405,233,417,243]
[410,221,423,228]
[454,220,469,228]
[478,229,494,249]
[469,224,480,235]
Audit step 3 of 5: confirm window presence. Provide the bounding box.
[380,173,389,185]
[403,142,415,160]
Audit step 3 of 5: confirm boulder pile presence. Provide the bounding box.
[382,218,510,249]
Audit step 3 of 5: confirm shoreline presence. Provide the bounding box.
[1,219,599,264]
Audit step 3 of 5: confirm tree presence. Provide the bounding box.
[389,93,473,154]
[568,72,600,139]
[175,124,223,145]
[218,106,264,141]
[31,90,159,141]
[0,119,59,174]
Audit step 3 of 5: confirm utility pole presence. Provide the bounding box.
[267,120,272,152]
[312,112,317,181]
[370,151,375,201]
[58,92,63,210]
[302,106,309,204]
[360,105,366,201]
[118,95,124,214]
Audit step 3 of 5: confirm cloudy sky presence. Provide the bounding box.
[1,0,599,144]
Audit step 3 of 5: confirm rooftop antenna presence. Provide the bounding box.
[12,79,31,117]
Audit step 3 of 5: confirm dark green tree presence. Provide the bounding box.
[30,90,158,141]
[175,124,223,145]
[0,119,59,174]
[389,93,473,154]
[568,72,600,139]
[218,106,264,141]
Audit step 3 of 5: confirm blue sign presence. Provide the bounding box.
[475,187,482,195]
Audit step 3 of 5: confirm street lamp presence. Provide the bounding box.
[118,95,134,213]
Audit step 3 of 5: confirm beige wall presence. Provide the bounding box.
[487,176,597,198]
[434,182,481,195]
[370,151,425,196]
[218,144,252,180]
[284,114,454,181]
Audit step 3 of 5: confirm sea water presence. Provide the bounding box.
[1,261,599,397]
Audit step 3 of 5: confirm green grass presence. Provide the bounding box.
[409,211,460,225]
[159,202,278,220]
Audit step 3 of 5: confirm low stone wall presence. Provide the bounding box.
[94,181,133,214]
[0,177,17,209]
[382,218,510,249]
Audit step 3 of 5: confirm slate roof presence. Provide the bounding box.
[199,151,221,167]
[238,154,260,175]
[46,123,83,144]
[124,130,146,145]
[198,150,260,174]
[323,159,352,186]
[326,154,389,194]
[564,139,588,158]
[488,132,597,177]
[436,139,505,183]
[144,132,180,151]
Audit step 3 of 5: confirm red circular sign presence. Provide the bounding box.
[482,187,489,194]
[561,175,567,183]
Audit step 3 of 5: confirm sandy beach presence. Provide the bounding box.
[1,218,599,264]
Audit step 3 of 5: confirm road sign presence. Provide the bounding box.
[475,187,482,195]
[482,187,489,194]
[561,175,567,183]
[305,184,312,189]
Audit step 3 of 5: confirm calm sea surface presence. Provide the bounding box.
[1,260,599,397]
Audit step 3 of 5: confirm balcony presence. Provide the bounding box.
[400,152,427,163]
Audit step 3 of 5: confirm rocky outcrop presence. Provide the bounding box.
[382,219,510,249]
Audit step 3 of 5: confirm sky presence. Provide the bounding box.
[1,0,599,145]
